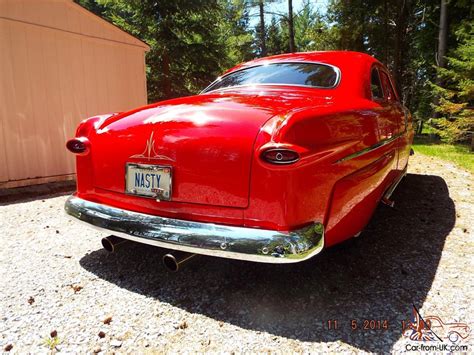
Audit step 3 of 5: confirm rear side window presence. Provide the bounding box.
[203,62,339,93]
[370,68,384,100]
[379,71,397,101]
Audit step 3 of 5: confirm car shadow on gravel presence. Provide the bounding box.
[79,173,455,352]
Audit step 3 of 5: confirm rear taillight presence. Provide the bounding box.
[261,149,299,164]
[66,137,90,155]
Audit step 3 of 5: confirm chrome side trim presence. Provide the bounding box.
[64,196,324,263]
[201,61,341,94]
[335,132,403,164]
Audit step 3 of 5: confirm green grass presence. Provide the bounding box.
[413,136,474,173]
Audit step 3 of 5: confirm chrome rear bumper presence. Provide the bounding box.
[64,196,324,263]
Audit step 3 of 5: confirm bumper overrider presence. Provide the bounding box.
[64,196,324,263]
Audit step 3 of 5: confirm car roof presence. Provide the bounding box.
[226,51,379,73]
[222,51,382,99]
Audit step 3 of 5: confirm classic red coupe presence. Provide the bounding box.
[65,51,414,270]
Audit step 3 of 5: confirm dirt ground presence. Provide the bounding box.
[1,153,473,353]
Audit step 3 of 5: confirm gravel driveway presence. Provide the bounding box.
[1,154,473,353]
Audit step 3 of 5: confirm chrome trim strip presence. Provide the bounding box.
[335,132,404,164]
[201,61,341,94]
[64,196,324,263]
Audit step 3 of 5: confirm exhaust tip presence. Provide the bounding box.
[101,235,127,253]
[101,237,115,252]
[162,254,179,272]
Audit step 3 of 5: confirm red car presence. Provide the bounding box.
[65,51,414,269]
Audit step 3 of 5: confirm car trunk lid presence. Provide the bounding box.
[90,89,324,208]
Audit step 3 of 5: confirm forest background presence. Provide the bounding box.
[77,0,473,154]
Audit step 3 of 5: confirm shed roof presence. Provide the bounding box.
[0,0,150,50]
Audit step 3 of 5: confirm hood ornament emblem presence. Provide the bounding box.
[130,132,174,161]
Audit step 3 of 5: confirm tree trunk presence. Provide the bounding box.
[288,0,296,52]
[259,0,267,57]
[417,119,424,135]
[433,0,448,117]
[383,0,389,65]
[162,48,172,99]
[437,0,448,70]
[393,0,408,99]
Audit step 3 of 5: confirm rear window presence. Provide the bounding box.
[203,62,339,93]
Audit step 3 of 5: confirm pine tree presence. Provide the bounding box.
[76,0,254,101]
[266,17,285,55]
[432,23,474,148]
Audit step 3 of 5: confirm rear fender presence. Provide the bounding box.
[73,114,114,194]
[245,107,380,231]
[324,150,396,246]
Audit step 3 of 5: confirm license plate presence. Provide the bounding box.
[125,163,172,200]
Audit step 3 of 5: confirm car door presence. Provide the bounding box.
[378,69,412,172]
[370,66,399,181]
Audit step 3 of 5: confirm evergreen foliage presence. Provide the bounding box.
[75,0,473,146]
[432,22,473,145]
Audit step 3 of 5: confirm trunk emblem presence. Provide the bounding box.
[130,132,174,161]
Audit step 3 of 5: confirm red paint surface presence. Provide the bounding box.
[69,51,414,246]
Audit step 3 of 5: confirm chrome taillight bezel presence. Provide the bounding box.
[66,137,90,156]
[261,148,300,165]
